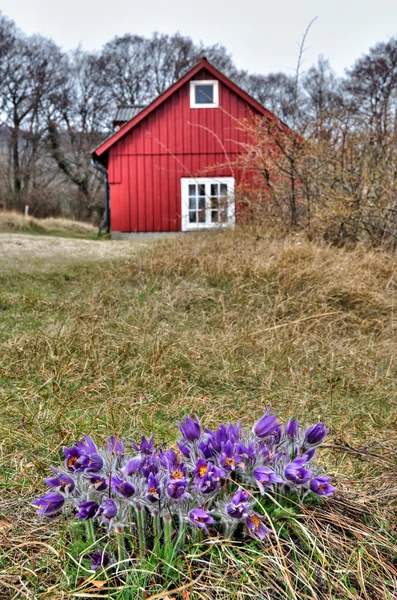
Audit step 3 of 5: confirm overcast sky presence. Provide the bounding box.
[2,0,396,76]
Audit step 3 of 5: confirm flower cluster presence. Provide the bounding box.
[32,411,335,564]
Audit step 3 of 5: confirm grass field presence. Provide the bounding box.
[0,227,396,599]
[0,210,98,238]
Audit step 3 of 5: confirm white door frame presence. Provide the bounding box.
[181,177,235,232]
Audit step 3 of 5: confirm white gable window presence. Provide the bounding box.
[181,177,235,231]
[190,80,219,108]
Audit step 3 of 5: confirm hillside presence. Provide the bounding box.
[0,227,396,598]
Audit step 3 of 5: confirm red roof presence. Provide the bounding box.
[92,58,287,164]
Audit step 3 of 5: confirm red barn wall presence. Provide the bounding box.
[107,68,260,232]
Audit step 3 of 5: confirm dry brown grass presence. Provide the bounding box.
[0,226,396,598]
[0,210,96,235]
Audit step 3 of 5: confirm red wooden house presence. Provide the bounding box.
[92,58,284,236]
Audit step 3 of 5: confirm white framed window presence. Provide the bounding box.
[190,80,219,108]
[181,177,235,231]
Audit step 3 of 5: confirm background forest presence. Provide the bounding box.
[1,11,397,245]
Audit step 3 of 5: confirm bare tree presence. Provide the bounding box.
[45,48,109,219]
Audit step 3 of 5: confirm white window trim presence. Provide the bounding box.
[181,177,235,232]
[190,80,219,108]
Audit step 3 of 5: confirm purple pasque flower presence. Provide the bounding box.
[160,448,179,469]
[132,435,155,455]
[85,474,108,491]
[64,436,103,473]
[310,476,336,496]
[189,507,215,532]
[88,550,111,570]
[123,456,141,476]
[285,418,299,438]
[245,513,272,539]
[78,452,104,473]
[304,423,328,447]
[236,440,257,468]
[44,471,75,494]
[253,466,282,494]
[253,409,279,438]
[226,488,250,519]
[106,435,125,454]
[77,434,98,455]
[207,422,242,453]
[177,441,191,458]
[219,441,243,472]
[32,493,65,517]
[168,462,188,482]
[146,473,161,502]
[140,454,160,478]
[166,478,190,500]
[97,499,118,524]
[192,458,225,493]
[76,501,99,520]
[63,445,83,472]
[177,415,201,442]
[110,476,135,498]
[284,457,314,485]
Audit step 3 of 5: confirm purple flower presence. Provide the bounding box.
[245,513,272,539]
[97,499,118,524]
[206,423,228,452]
[226,488,250,519]
[78,453,104,473]
[166,479,190,500]
[285,457,314,485]
[85,475,108,491]
[198,440,215,459]
[253,409,279,438]
[110,476,135,498]
[177,415,201,442]
[88,550,110,570]
[43,472,75,494]
[132,435,155,455]
[219,441,243,472]
[146,473,161,502]
[310,476,336,496]
[77,435,98,455]
[76,501,99,520]
[285,418,299,438]
[189,508,215,532]
[177,441,191,458]
[63,445,83,471]
[253,466,282,494]
[160,448,180,469]
[140,455,159,478]
[168,463,187,481]
[304,423,328,446]
[236,441,257,467]
[32,493,65,517]
[64,436,103,473]
[192,458,225,493]
[123,456,141,476]
[106,436,125,454]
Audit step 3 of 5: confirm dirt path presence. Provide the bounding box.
[0,234,150,272]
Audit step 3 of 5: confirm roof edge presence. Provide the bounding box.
[92,58,291,161]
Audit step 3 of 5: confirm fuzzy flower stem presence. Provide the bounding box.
[117,531,126,565]
[85,519,95,546]
[194,527,205,544]
[153,513,161,555]
[135,507,146,559]
[177,513,186,554]
[224,523,234,539]
[164,516,174,565]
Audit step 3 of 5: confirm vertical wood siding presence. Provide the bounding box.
[108,67,260,232]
